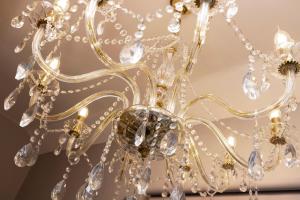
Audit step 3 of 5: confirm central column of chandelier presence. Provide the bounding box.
[4,0,300,199]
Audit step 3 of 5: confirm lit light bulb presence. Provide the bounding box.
[269,109,282,120]
[227,136,236,148]
[78,107,89,118]
[54,0,70,13]
[47,57,60,71]
[274,28,294,51]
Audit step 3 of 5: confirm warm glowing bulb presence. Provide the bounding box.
[78,107,89,118]
[269,109,282,120]
[54,0,70,13]
[47,57,60,71]
[274,28,294,50]
[227,136,236,148]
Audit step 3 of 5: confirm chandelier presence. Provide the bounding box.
[4,0,300,199]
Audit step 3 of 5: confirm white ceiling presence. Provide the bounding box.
[0,0,300,199]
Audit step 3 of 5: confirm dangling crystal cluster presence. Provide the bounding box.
[136,166,151,195]
[14,143,39,167]
[15,57,35,80]
[170,185,186,200]
[284,144,297,168]
[134,121,147,147]
[19,102,39,127]
[88,163,104,190]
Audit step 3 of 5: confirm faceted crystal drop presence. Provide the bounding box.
[248,150,264,181]
[168,18,180,33]
[226,3,238,20]
[284,144,297,168]
[291,42,300,61]
[242,72,260,100]
[15,57,35,80]
[76,184,96,200]
[14,143,39,167]
[88,163,104,190]
[160,130,178,156]
[136,166,151,195]
[19,103,39,127]
[120,41,144,64]
[4,88,21,110]
[51,180,66,200]
[11,15,24,28]
[96,22,104,35]
[134,121,147,147]
[170,185,186,200]
[239,181,248,192]
[14,41,26,53]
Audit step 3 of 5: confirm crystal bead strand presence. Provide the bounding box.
[51,166,72,200]
[14,30,35,54]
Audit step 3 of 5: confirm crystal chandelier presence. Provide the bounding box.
[4,0,300,199]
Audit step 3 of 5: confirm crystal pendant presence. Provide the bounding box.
[119,41,144,64]
[239,181,248,192]
[136,166,151,195]
[226,3,238,20]
[134,121,147,147]
[168,18,180,33]
[88,163,104,190]
[96,22,104,35]
[160,130,178,156]
[248,150,264,181]
[170,185,186,200]
[4,88,21,110]
[76,183,96,200]
[19,103,39,127]
[14,41,26,54]
[242,72,260,100]
[11,15,25,28]
[291,42,300,61]
[51,180,66,200]
[284,144,297,168]
[15,57,35,80]
[14,143,39,167]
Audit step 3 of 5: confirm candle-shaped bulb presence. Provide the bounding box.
[269,109,281,120]
[78,107,89,119]
[274,28,294,51]
[54,0,70,13]
[227,136,236,148]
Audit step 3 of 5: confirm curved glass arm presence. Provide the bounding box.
[179,70,296,119]
[188,135,227,192]
[186,118,248,168]
[32,28,141,104]
[37,90,128,121]
[85,0,141,68]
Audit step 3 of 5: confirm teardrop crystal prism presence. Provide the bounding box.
[160,130,178,156]
[4,88,21,110]
[11,15,24,28]
[51,180,66,200]
[242,72,260,100]
[226,3,238,20]
[248,150,264,181]
[170,185,186,200]
[119,41,144,64]
[14,143,39,167]
[15,57,35,80]
[76,183,96,200]
[19,103,39,127]
[88,163,104,190]
[239,181,248,192]
[284,144,297,168]
[136,166,151,195]
[14,41,26,54]
[134,121,147,147]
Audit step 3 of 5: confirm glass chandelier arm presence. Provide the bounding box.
[179,70,296,119]
[37,90,128,121]
[85,0,142,68]
[141,67,157,107]
[32,28,141,104]
[188,135,226,192]
[186,118,248,168]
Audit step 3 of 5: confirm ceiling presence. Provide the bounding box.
[0,0,300,199]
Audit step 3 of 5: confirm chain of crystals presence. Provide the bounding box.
[186,77,253,139]
[14,30,35,54]
[83,153,94,169]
